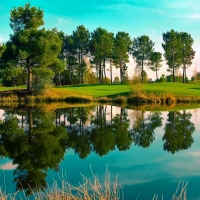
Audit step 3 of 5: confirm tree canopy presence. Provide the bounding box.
[0,3,197,88]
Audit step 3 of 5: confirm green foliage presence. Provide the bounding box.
[149,51,162,82]
[0,110,68,195]
[2,3,62,92]
[159,74,166,82]
[166,74,189,83]
[90,27,114,84]
[49,59,66,86]
[0,3,198,89]
[0,65,27,86]
[10,3,44,33]
[72,25,90,84]
[84,69,98,84]
[32,68,54,93]
[130,111,162,148]
[113,76,120,84]
[113,31,132,83]
[162,29,182,82]
[132,35,154,83]
[179,32,195,83]
[163,111,195,154]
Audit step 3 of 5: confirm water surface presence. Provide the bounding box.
[0,104,200,199]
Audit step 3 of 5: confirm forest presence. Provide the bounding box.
[0,3,196,93]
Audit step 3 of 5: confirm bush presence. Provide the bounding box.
[159,74,166,82]
[113,76,120,84]
[32,68,54,94]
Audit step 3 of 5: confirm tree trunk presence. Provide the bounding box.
[22,68,26,85]
[27,57,32,93]
[78,50,81,85]
[99,59,102,84]
[96,63,99,83]
[58,71,61,86]
[28,110,33,144]
[120,58,122,84]
[69,59,71,85]
[142,58,144,83]
[156,66,158,83]
[81,51,84,84]
[110,58,112,84]
[111,105,113,125]
[172,53,176,82]
[185,68,187,83]
[103,57,107,83]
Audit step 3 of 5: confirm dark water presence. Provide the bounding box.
[0,105,200,199]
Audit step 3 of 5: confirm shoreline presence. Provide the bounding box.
[1,89,200,113]
[1,89,200,105]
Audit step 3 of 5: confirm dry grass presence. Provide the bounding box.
[35,171,121,200]
[0,179,189,200]
[0,94,19,102]
[1,85,200,105]
[128,84,178,105]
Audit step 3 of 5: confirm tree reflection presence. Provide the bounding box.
[0,109,68,195]
[163,111,195,154]
[112,108,132,151]
[67,128,92,159]
[90,105,115,156]
[65,107,92,158]
[130,111,162,148]
[65,106,132,157]
[0,105,197,195]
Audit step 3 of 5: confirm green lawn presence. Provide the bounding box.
[56,84,131,97]
[1,83,200,98]
[0,85,26,91]
[55,82,200,97]
[144,82,200,97]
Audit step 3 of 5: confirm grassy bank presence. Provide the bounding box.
[1,82,200,105]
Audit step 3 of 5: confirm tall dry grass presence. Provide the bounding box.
[128,84,177,105]
[0,176,189,200]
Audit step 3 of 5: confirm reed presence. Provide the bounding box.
[0,178,188,200]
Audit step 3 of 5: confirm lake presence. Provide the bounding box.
[0,104,200,199]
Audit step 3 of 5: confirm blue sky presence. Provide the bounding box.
[0,0,200,79]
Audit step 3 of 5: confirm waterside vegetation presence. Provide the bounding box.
[0,173,188,200]
[1,82,200,105]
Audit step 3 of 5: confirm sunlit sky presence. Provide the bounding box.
[0,0,200,79]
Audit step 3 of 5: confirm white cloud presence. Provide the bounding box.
[149,29,157,36]
[189,14,200,19]
[57,17,71,25]
[163,0,200,20]
[0,162,18,170]
[166,0,200,10]
[58,18,63,24]
[97,3,163,15]
[189,151,200,157]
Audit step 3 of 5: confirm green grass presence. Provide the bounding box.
[144,82,200,97]
[1,83,200,105]
[56,84,131,97]
[0,85,26,91]
[2,83,200,98]
[55,82,200,98]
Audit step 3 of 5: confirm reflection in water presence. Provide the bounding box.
[0,105,197,196]
[130,111,162,148]
[0,109,68,195]
[163,111,195,154]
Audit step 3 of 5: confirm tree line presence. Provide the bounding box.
[0,3,196,92]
